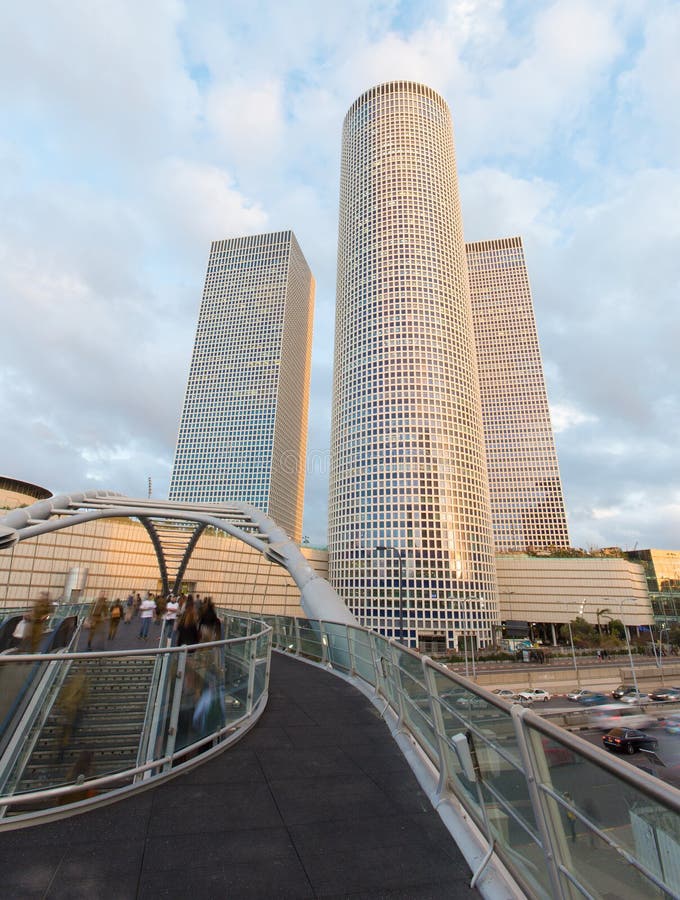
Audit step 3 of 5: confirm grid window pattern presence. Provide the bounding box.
[467,237,569,553]
[169,231,314,542]
[328,81,498,649]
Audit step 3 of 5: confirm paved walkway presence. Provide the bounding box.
[0,652,479,898]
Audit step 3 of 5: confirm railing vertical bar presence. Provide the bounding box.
[510,704,570,900]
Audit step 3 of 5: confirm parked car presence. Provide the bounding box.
[577,692,609,706]
[491,689,518,701]
[612,684,637,699]
[517,688,551,703]
[567,688,596,702]
[649,687,680,702]
[602,727,658,755]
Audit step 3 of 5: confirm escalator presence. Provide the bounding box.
[7,654,156,806]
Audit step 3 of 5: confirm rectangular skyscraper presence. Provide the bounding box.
[466,236,569,552]
[169,230,314,542]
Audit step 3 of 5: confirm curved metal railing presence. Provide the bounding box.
[0,606,271,827]
[267,614,680,900]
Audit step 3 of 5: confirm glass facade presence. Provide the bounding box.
[466,237,569,552]
[329,81,498,649]
[169,230,314,542]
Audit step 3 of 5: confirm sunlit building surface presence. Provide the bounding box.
[169,231,314,542]
[466,236,569,552]
[329,81,498,650]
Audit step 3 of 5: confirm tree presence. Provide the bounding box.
[560,616,596,646]
[608,618,625,640]
[596,607,612,635]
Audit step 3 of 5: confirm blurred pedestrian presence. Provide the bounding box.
[57,671,88,761]
[108,599,123,641]
[29,591,52,652]
[199,596,221,643]
[87,594,108,651]
[176,595,199,647]
[124,592,134,624]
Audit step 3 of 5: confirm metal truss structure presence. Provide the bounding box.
[0,490,355,625]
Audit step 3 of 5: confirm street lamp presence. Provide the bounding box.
[374,545,405,645]
[567,600,586,686]
[618,598,640,696]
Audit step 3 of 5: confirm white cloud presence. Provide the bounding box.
[153,158,268,252]
[205,80,285,165]
[459,168,558,243]
[550,404,598,434]
[0,0,677,554]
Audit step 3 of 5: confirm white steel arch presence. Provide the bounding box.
[0,491,355,625]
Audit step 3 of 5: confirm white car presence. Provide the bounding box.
[517,689,552,703]
[491,689,518,702]
[618,691,648,705]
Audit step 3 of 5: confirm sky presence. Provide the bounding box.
[1,0,678,551]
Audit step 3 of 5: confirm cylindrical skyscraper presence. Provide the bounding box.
[329,81,498,649]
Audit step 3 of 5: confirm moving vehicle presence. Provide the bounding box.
[618,691,649,705]
[664,714,680,734]
[577,692,609,706]
[491,689,518,701]
[589,705,656,731]
[602,727,658,755]
[612,684,636,699]
[567,688,596,702]
[649,686,680,702]
[517,688,551,703]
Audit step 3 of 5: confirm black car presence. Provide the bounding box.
[602,727,658,755]
[648,686,680,702]
[612,684,636,699]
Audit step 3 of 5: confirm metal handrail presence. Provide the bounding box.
[270,614,680,900]
[0,610,272,826]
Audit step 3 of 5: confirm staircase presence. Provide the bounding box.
[10,654,157,800]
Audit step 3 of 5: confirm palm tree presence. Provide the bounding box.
[596,607,612,635]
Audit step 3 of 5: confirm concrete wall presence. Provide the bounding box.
[496,555,653,626]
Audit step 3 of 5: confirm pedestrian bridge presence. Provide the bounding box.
[0,603,679,899]
[0,495,679,898]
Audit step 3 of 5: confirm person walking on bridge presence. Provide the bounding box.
[87,594,108,651]
[138,594,156,640]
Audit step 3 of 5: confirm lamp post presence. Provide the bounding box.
[618,598,640,696]
[374,545,405,645]
[567,600,586,687]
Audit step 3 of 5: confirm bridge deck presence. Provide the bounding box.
[0,652,479,898]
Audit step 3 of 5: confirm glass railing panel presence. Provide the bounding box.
[368,633,397,706]
[348,627,376,686]
[175,645,228,752]
[223,643,251,719]
[322,622,350,672]
[425,666,548,895]
[267,615,294,651]
[525,723,678,899]
[252,658,268,707]
[392,647,438,761]
[255,630,271,660]
[297,619,323,661]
